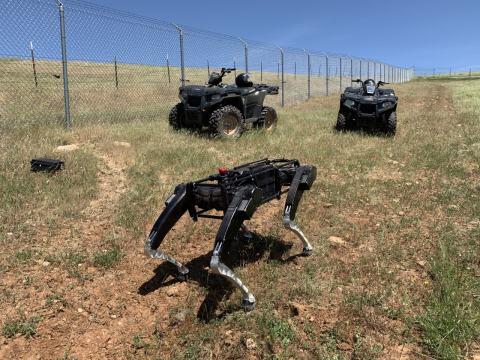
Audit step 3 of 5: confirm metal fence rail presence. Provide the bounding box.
[0,0,413,128]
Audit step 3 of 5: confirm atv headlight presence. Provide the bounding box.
[211,94,221,101]
[344,99,355,108]
[382,101,392,108]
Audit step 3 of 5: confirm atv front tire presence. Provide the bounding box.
[208,105,244,139]
[385,111,397,136]
[256,106,278,131]
[169,103,184,130]
[335,111,347,131]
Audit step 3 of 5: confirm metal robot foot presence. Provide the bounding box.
[241,298,256,311]
[176,265,189,281]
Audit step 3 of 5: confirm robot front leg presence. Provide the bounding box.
[144,184,190,280]
[283,165,317,256]
[209,186,261,310]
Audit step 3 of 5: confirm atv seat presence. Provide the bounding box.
[238,87,255,95]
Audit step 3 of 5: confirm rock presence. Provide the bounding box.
[6,232,13,237]
[244,338,256,350]
[416,260,426,267]
[328,236,346,246]
[78,308,84,313]
[113,141,131,148]
[398,211,405,216]
[41,261,50,267]
[172,310,186,324]
[55,144,79,152]
[323,203,333,208]
[336,342,353,351]
[166,287,178,297]
[447,204,459,211]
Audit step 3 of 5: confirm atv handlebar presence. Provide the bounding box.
[221,67,236,75]
[377,81,389,87]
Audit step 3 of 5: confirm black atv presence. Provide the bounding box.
[336,79,398,135]
[169,68,279,139]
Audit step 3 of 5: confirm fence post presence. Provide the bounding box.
[350,57,353,83]
[30,41,38,88]
[325,54,329,96]
[207,60,210,77]
[114,56,118,88]
[166,53,171,83]
[173,23,185,86]
[367,60,370,79]
[239,38,248,73]
[304,50,310,99]
[339,57,342,92]
[260,60,263,82]
[57,1,71,129]
[359,59,362,80]
[277,46,285,107]
[373,62,376,82]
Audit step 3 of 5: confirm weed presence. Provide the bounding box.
[93,245,122,268]
[2,315,42,338]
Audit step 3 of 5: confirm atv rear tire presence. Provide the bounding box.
[385,111,397,136]
[335,111,347,131]
[208,105,244,139]
[169,103,184,130]
[256,106,278,131]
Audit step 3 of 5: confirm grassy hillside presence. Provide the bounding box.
[0,58,346,129]
[0,78,478,359]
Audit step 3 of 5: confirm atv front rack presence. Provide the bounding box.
[144,158,316,310]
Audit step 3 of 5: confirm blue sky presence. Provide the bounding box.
[85,0,479,71]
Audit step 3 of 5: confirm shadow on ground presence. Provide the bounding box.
[138,233,302,322]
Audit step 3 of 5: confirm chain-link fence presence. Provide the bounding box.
[414,66,480,77]
[0,0,414,128]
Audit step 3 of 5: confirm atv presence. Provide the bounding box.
[169,68,279,139]
[336,79,398,135]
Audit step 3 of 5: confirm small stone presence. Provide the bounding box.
[113,141,131,148]
[110,314,117,319]
[6,232,13,237]
[244,338,256,350]
[323,203,333,208]
[308,316,315,322]
[398,211,405,216]
[173,310,186,323]
[55,144,79,152]
[225,330,233,336]
[78,308,84,313]
[416,260,426,267]
[328,236,346,246]
[42,261,50,267]
[336,342,353,351]
[447,204,459,210]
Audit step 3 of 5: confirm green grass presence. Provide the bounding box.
[93,245,122,268]
[418,226,479,359]
[2,315,42,338]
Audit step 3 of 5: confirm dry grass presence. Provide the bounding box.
[0,76,479,359]
[0,58,345,130]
